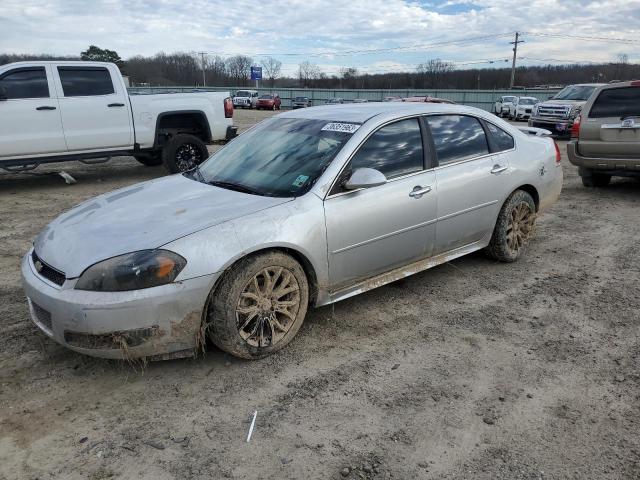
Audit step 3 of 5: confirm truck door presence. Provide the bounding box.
[0,65,67,158]
[54,65,133,151]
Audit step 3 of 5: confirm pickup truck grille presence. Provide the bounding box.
[32,251,66,286]
[536,105,570,119]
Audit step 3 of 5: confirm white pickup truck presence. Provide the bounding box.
[0,61,237,173]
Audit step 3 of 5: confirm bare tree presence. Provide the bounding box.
[260,57,282,87]
[298,61,321,87]
[339,67,359,88]
[416,59,455,88]
[225,55,253,86]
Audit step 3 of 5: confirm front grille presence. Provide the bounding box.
[525,108,532,113]
[537,105,570,119]
[64,326,159,350]
[31,251,66,286]
[31,301,52,331]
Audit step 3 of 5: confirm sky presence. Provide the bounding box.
[1,0,640,76]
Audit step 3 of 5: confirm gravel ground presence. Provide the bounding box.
[1,109,639,480]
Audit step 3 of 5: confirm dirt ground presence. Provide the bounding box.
[1,109,639,480]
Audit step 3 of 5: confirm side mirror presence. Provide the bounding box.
[0,86,7,101]
[344,168,387,190]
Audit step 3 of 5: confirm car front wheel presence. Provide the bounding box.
[486,190,536,262]
[207,251,309,359]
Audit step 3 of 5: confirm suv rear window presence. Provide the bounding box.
[589,87,640,119]
[58,67,114,96]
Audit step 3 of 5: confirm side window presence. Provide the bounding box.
[0,67,49,99]
[589,87,640,119]
[57,67,115,97]
[426,115,489,165]
[485,122,514,152]
[350,118,424,180]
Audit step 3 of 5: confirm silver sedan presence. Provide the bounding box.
[22,103,563,360]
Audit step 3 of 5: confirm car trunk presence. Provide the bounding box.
[579,86,640,158]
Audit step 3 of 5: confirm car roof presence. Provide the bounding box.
[277,102,479,123]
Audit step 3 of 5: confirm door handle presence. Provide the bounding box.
[108,103,125,107]
[36,106,56,110]
[409,185,432,198]
[491,164,508,174]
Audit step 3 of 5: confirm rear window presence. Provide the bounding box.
[589,87,640,119]
[427,115,489,165]
[58,67,114,96]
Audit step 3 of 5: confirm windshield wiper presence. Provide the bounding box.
[208,180,264,196]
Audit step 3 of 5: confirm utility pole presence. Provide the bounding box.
[510,32,524,89]
[198,52,207,86]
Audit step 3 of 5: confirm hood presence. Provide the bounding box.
[538,99,585,106]
[34,174,291,278]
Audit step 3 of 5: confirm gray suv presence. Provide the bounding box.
[567,80,640,187]
[529,84,603,136]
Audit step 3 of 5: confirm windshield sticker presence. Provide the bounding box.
[321,122,361,134]
[292,175,309,187]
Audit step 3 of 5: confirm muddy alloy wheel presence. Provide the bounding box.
[236,267,301,348]
[486,189,536,262]
[208,251,309,359]
[506,201,535,255]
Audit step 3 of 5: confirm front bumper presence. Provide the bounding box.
[529,117,574,135]
[567,142,640,175]
[21,250,219,359]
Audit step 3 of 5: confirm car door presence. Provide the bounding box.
[426,114,513,254]
[324,117,437,289]
[579,85,640,157]
[54,65,133,151]
[0,65,67,158]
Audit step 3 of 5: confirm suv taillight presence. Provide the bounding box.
[553,140,562,164]
[224,97,233,118]
[570,114,581,139]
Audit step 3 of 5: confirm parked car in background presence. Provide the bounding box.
[292,96,312,109]
[402,96,455,104]
[494,95,517,117]
[233,90,259,109]
[22,103,562,361]
[325,98,344,104]
[352,98,369,103]
[529,83,603,136]
[567,80,640,187]
[508,96,538,121]
[256,93,281,110]
[0,61,236,174]
[383,96,402,102]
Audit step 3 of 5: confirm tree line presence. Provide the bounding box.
[2,46,638,90]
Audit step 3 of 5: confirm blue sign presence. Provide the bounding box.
[250,66,262,81]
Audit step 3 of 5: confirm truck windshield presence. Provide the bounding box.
[195,118,357,197]
[519,98,537,105]
[553,85,597,101]
[236,91,251,97]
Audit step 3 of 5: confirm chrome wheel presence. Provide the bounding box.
[506,202,534,253]
[236,267,301,348]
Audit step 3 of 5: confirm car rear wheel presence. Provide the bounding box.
[486,190,536,262]
[162,134,209,174]
[207,251,309,359]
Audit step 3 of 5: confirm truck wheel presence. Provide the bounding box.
[162,134,209,173]
[485,190,536,263]
[134,152,162,167]
[207,251,309,359]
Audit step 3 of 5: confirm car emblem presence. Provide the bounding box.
[34,260,43,272]
[622,118,635,128]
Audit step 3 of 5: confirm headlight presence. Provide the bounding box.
[75,250,186,292]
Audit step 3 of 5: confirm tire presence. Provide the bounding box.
[161,134,209,174]
[272,104,276,111]
[134,152,162,167]
[485,190,536,263]
[207,251,309,359]
[580,170,611,187]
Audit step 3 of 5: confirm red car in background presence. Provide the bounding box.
[256,94,281,110]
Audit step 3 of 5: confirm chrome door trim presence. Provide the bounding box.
[331,218,438,254]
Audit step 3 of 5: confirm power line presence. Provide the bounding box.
[521,32,640,45]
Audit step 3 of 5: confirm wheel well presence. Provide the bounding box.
[155,112,211,147]
[516,184,540,211]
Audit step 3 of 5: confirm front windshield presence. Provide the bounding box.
[553,85,596,101]
[236,90,251,97]
[519,98,537,105]
[196,118,358,197]
[503,96,516,102]
[295,97,308,101]
[259,95,273,99]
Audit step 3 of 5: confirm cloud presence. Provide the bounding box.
[1,0,639,73]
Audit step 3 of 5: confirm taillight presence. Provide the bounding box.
[630,80,640,87]
[570,114,581,138]
[553,140,561,165]
[224,97,233,118]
